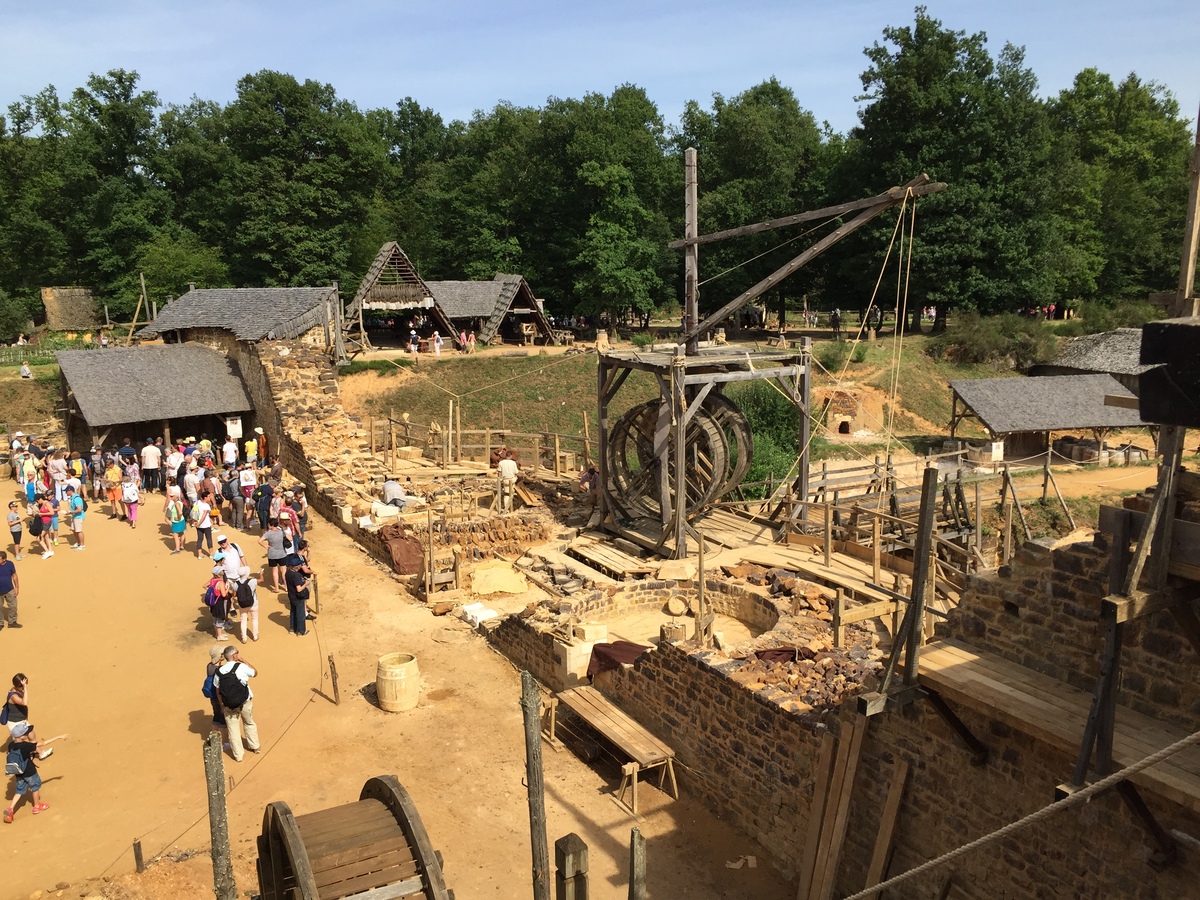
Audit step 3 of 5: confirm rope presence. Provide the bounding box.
[884,199,916,459]
[699,216,842,287]
[840,727,1200,900]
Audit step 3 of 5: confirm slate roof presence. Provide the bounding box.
[57,344,253,428]
[1048,328,1152,376]
[426,274,554,344]
[949,374,1142,435]
[136,286,336,341]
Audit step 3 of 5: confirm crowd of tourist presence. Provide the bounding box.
[4,424,323,801]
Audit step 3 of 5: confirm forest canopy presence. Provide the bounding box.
[0,9,1192,335]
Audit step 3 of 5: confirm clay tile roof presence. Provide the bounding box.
[136,286,336,341]
[56,344,252,428]
[1050,329,1152,376]
[949,374,1142,435]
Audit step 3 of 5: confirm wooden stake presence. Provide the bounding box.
[553,434,561,476]
[813,715,868,900]
[134,838,145,873]
[327,653,340,705]
[521,672,551,900]
[425,506,434,597]
[628,827,647,900]
[455,402,462,463]
[203,731,238,900]
[582,411,592,467]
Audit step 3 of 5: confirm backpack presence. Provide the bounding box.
[221,478,237,502]
[251,485,265,504]
[203,579,220,608]
[202,673,216,700]
[190,502,204,523]
[5,745,25,776]
[235,579,256,609]
[121,482,139,503]
[27,515,42,537]
[217,664,249,710]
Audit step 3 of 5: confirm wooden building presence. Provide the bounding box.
[426,275,556,346]
[1030,327,1152,395]
[344,242,456,351]
[56,344,253,452]
[136,285,339,349]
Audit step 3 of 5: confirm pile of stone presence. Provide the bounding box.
[516,553,599,598]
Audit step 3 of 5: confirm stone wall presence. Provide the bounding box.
[836,699,1200,900]
[595,640,832,872]
[941,536,1200,732]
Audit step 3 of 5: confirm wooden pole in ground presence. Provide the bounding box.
[555,833,589,900]
[904,467,939,686]
[582,411,592,467]
[327,654,340,705]
[425,506,434,598]
[521,672,551,900]
[455,403,462,463]
[864,758,909,889]
[553,434,561,476]
[796,732,835,900]
[628,827,647,900]
[133,838,145,873]
[684,147,699,357]
[203,731,237,900]
[370,419,376,458]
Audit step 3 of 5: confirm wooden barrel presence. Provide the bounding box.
[377,653,420,711]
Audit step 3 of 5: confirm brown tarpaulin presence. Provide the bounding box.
[378,522,425,575]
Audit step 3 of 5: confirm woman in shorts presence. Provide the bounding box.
[7,501,23,559]
[164,492,187,553]
[257,518,288,591]
[34,498,53,558]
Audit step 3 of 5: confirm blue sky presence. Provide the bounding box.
[1,1,1196,135]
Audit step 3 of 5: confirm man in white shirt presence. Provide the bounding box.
[213,647,260,761]
[140,439,162,493]
[497,451,520,513]
[222,437,238,468]
[182,467,202,504]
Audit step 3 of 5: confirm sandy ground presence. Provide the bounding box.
[1,485,789,900]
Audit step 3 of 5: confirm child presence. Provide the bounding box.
[4,723,68,822]
[122,477,140,529]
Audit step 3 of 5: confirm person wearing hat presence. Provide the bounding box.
[202,646,228,745]
[216,534,247,573]
[284,554,312,636]
[0,551,18,629]
[212,646,260,761]
[3,722,68,823]
[65,485,85,550]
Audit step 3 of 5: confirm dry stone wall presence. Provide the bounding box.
[942,535,1200,732]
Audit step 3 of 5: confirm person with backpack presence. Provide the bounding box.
[253,482,274,533]
[284,554,312,636]
[121,473,140,529]
[4,722,68,822]
[193,491,215,558]
[164,492,187,554]
[205,571,233,642]
[201,645,228,746]
[232,568,260,643]
[65,485,86,551]
[212,646,260,762]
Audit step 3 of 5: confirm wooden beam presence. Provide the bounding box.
[668,177,945,249]
[1102,586,1200,624]
[796,732,836,900]
[813,715,868,900]
[864,758,909,891]
[682,176,935,342]
[1104,393,1140,410]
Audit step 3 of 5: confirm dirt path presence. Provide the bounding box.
[3,485,789,900]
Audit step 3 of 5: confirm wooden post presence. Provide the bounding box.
[370,419,376,457]
[823,501,832,568]
[328,654,340,705]
[1003,502,1014,565]
[455,402,462,463]
[425,506,435,597]
[534,435,541,475]
[501,402,506,430]
[628,827,647,900]
[134,838,145,874]
[311,572,320,615]
[582,411,592,468]
[555,833,589,900]
[974,481,982,557]
[795,732,835,900]
[485,429,492,467]
[553,434,561,476]
[832,589,845,647]
[871,516,881,584]
[203,731,237,900]
[1042,456,1051,502]
[390,420,397,472]
[104,303,111,327]
[684,146,699,357]
[521,672,552,900]
[904,467,939,687]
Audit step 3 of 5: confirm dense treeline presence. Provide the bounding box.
[0,9,1192,336]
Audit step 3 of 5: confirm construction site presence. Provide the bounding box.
[7,140,1200,900]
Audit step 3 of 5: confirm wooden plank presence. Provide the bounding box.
[309,835,413,873]
[324,873,425,899]
[315,849,418,890]
[814,715,868,900]
[795,732,835,900]
[558,687,673,765]
[864,758,909,889]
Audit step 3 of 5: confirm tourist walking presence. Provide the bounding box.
[258,519,288,591]
[8,501,23,560]
[4,674,28,732]
[65,485,85,550]
[121,474,140,529]
[253,482,275,532]
[232,568,260,642]
[140,438,162,493]
[34,498,52,558]
[0,553,18,630]
[213,647,260,762]
[3,723,68,822]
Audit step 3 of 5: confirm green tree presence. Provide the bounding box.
[1047,69,1193,303]
[223,71,386,287]
[835,9,1058,328]
[137,229,230,305]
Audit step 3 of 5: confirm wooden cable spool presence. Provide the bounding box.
[257,775,453,900]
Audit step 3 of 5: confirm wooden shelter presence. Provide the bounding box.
[344,242,456,353]
[426,274,556,346]
[56,344,253,451]
[136,286,339,346]
[949,374,1143,458]
[1030,328,1153,395]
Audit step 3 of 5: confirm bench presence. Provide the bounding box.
[546,686,679,815]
